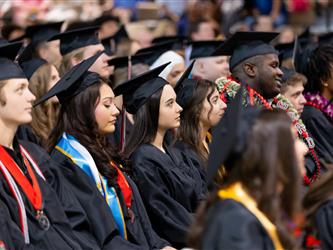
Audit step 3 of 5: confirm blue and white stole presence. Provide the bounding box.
[55,133,127,239]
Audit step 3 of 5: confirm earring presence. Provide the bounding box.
[323,82,329,87]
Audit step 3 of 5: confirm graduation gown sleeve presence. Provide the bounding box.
[315,200,333,250]
[301,106,333,165]
[50,148,142,250]
[125,176,170,250]
[202,199,275,250]
[131,145,193,248]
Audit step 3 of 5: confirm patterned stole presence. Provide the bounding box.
[218,182,284,250]
[55,133,127,239]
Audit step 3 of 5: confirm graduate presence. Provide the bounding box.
[16,22,63,66]
[0,39,90,249]
[297,44,333,166]
[188,40,230,81]
[216,31,321,185]
[49,26,111,78]
[174,61,227,186]
[16,55,60,147]
[119,63,206,248]
[187,87,303,250]
[35,53,173,250]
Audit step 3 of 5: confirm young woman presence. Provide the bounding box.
[16,58,60,147]
[175,75,227,185]
[121,63,206,248]
[299,44,333,166]
[38,53,173,250]
[0,42,94,249]
[187,108,303,250]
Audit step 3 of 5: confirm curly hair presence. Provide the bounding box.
[303,44,333,93]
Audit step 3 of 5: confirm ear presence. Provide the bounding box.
[197,60,205,74]
[243,62,257,78]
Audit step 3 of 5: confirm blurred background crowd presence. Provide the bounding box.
[1,0,333,49]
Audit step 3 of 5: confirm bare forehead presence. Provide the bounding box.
[161,84,176,100]
[99,83,114,97]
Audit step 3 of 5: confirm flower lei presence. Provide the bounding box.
[216,76,321,185]
[304,92,333,124]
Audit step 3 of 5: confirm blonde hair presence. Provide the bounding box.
[29,64,60,147]
[58,47,85,76]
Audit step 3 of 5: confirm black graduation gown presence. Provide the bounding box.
[19,140,102,249]
[315,199,333,250]
[16,124,41,146]
[202,199,275,250]
[50,148,168,250]
[0,140,83,249]
[131,144,206,248]
[174,140,207,190]
[301,106,333,165]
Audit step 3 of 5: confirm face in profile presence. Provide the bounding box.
[282,82,306,115]
[199,87,227,129]
[0,78,36,126]
[83,44,111,79]
[94,83,120,134]
[256,53,283,99]
[158,84,183,131]
[167,62,185,88]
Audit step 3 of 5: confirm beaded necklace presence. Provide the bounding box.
[216,76,321,185]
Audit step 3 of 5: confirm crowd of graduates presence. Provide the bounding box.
[0,1,332,250]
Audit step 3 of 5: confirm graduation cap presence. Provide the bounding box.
[188,40,224,60]
[152,35,188,50]
[275,41,294,62]
[19,58,47,79]
[48,26,100,55]
[108,52,152,69]
[206,84,261,185]
[25,22,63,47]
[174,60,197,108]
[113,62,170,114]
[101,26,129,56]
[0,41,26,80]
[215,32,279,70]
[134,41,178,66]
[34,51,103,106]
[318,32,333,45]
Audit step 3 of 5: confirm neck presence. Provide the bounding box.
[0,120,17,149]
[151,128,166,153]
[322,88,333,102]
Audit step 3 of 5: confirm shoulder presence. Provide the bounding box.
[203,199,273,249]
[302,106,327,122]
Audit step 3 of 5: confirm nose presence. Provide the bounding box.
[176,102,183,113]
[220,99,227,110]
[27,89,36,102]
[300,93,306,105]
[276,67,283,77]
[112,103,120,117]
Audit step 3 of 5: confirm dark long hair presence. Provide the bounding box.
[188,110,301,249]
[124,87,163,158]
[177,79,216,163]
[48,80,122,188]
[303,165,333,229]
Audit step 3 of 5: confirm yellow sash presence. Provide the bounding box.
[218,182,284,250]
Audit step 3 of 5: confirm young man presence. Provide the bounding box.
[280,67,307,116]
